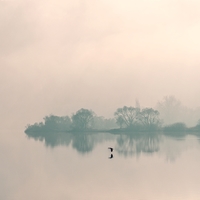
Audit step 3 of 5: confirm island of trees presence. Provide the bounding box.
[25,101,200,135]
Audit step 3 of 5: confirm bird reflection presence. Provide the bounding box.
[108,154,113,159]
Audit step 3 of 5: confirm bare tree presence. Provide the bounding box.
[114,106,139,128]
[156,96,182,125]
[138,108,161,129]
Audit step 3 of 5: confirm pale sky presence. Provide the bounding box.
[1,0,200,128]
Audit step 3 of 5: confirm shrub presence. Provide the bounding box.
[163,122,187,132]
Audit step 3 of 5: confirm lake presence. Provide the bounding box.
[1,130,200,200]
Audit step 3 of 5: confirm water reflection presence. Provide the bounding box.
[25,131,200,160]
[108,154,114,159]
[72,133,96,154]
[26,131,116,154]
[115,133,162,157]
[27,132,72,148]
[163,131,187,139]
[3,130,200,200]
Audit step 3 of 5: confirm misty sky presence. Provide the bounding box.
[1,0,200,128]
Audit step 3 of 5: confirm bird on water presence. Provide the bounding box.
[108,147,113,152]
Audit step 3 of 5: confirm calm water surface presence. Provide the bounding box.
[1,130,200,200]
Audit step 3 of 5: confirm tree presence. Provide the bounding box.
[43,115,71,131]
[195,119,200,130]
[163,122,186,132]
[114,106,139,128]
[138,108,161,129]
[93,116,118,130]
[156,96,182,125]
[157,96,200,127]
[72,108,95,130]
[44,115,59,130]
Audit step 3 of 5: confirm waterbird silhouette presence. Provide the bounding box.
[108,147,113,152]
[108,154,113,159]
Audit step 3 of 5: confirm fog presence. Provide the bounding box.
[1,0,200,129]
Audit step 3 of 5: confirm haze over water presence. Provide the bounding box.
[1,130,200,200]
[1,0,200,199]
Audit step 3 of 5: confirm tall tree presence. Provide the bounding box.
[114,106,139,128]
[157,96,200,126]
[156,96,182,125]
[72,108,95,130]
[138,108,161,129]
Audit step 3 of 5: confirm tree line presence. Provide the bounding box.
[25,95,200,133]
[25,107,200,134]
[25,108,117,133]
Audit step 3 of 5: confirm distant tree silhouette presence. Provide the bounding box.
[43,115,71,131]
[138,108,161,130]
[156,96,182,125]
[25,122,45,133]
[114,106,139,128]
[114,106,160,130]
[157,96,200,127]
[72,108,95,130]
[194,119,200,131]
[163,122,187,132]
[93,116,118,130]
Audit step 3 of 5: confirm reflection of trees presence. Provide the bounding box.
[71,134,95,154]
[44,133,72,147]
[163,131,187,139]
[26,131,200,161]
[26,132,72,148]
[25,132,115,154]
[26,131,162,156]
[116,133,162,157]
[158,135,197,162]
[70,132,115,154]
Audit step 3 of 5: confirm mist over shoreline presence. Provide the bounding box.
[1,0,200,129]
